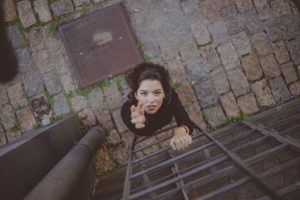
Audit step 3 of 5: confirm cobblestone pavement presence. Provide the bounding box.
[1,0,300,173]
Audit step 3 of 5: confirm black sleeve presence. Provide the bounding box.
[120,101,153,136]
[170,89,194,134]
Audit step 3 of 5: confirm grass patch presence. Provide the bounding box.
[16,105,26,110]
[45,91,54,105]
[99,79,111,89]
[172,81,183,90]
[137,41,149,61]
[113,75,124,89]
[8,19,24,31]
[24,94,34,100]
[201,111,208,122]
[75,86,94,97]
[52,115,64,123]
[183,102,192,109]
[32,123,42,130]
[10,120,21,132]
[237,110,247,121]
[64,91,75,102]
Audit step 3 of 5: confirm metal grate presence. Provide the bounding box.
[122,100,300,200]
[59,3,143,87]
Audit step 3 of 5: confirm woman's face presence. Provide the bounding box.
[135,79,165,114]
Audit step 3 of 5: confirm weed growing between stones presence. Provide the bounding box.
[172,81,183,90]
[45,90,54,105]
[52,114,64,123]
[237,110,247,121]
[99,79,111,89]
[10,120,21,132]
[113,75,124,89]
[32,123,42,130]
[75,86,94,97]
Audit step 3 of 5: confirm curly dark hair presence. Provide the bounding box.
[126,62,172,104]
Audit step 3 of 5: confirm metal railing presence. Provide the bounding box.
[122,117,300,199]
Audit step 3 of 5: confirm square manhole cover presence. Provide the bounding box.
[59,3,143,87]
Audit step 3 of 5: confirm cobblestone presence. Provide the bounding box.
[15,48,34,73]
[73,0,91,7]
[241,53,263,81]
[260,55,281,78]
[281,62,298,84]
[289,82,300,96]
[193,76,218,108]
[270,0,291,17]
[32,49,54,73]
[70,96,88,113]
[43,71,62,95]
[251,79,275,107]
[109,144,128,166]
[199,0,221,22]
[269,76,291,103]
[190,22,210,46]
[33,0,52,23]
[94,146,114,173]
[16,107,36,133]
[25,29,45,53]
[199,44,220,72]
[0,105,16,133]
[220,92,240,119]
[60,73,75,92]
[237,93,259,115]
[112,108,127,133]
[94,109,113,130]
[234,0,253,13]
[0,126,7,146]
[6,130,21,142]
[227,69,250,97]
[273,41,290,64]
[239,11,264,33]
[6,26,25,49]
[53,93,69,117]
[50,0,74,16]
[17,0,36,28]
[166,59,187,82]
[218,42,240,70]
[208,21,229,46]
[106,129,121,146]
[7,83,28,109]
[210,67,229,95]
[23,70,44,96]
[251,32,272,56]
[102,82,123,110]
[204,104,226,128]
[0,85,9,106]
[254,0,271,20]
[30,94,52,122]
[3,0,17,22]
[287,38,300,66]
[77,108,96,127]
[232,32,252,56]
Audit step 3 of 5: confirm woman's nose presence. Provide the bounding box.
[146,94,155,102]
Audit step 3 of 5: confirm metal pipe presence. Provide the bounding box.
[24,127,105,200]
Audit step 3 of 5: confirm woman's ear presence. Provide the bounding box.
[135,92,137,100]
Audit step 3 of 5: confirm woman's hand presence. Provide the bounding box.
[170,126,192,151]
[130,102,146,129]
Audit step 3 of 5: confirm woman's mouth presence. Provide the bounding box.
[146,105,156,111]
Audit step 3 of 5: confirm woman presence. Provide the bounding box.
[121,62,193,151]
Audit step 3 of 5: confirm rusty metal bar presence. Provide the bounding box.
[200,125,282,200]
[131,142,215,179]
[242,121,300,152]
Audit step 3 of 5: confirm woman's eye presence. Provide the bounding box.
[140,92,147,96]
[154,92,161,96]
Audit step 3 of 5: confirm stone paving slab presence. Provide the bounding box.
[17,0,36,28]
[33,0,52,23]
[3,0,17,22]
